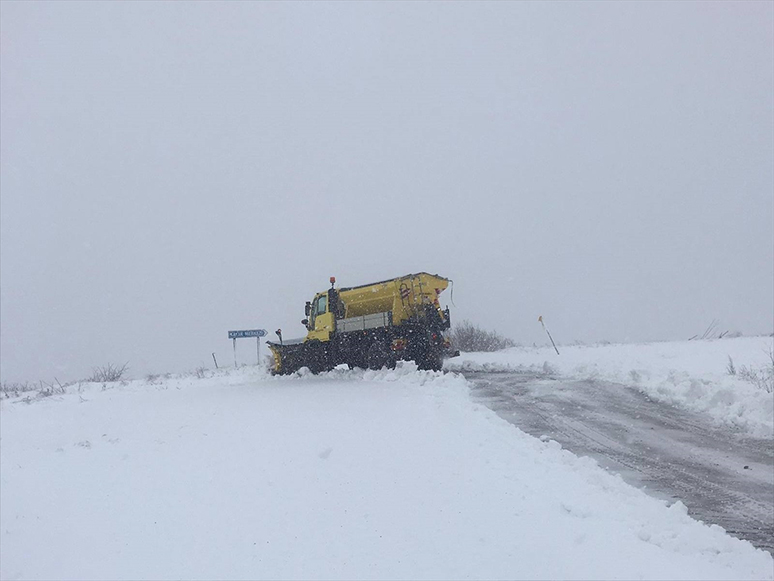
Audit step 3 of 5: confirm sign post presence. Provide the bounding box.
[228,329,268,367]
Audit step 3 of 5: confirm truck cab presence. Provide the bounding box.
[304,290,336,342]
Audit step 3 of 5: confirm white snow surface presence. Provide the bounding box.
[1,363,772,580]
[446,336,774,438]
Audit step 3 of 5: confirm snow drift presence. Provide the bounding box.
[1,362,771,580]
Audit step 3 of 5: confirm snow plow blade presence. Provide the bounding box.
[267,340,306,376]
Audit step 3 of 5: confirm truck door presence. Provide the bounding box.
[306,293,335,342]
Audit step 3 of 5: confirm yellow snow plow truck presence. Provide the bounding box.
[267,272,454,375]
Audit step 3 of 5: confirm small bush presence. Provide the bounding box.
[689,319,742,341]
[38,381,57,398]
[738,366,772,393]
[88,363,128,383]
[1,381,34,398]
[736,348,774,394]
[3,379,71,399]
[726,356,736,376]
[449,320,516,352]
[31,380,60,398]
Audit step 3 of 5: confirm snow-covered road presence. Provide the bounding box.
[2,363,772,580]
[464,371,774,554]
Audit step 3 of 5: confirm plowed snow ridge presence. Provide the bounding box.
[446,336,774,437]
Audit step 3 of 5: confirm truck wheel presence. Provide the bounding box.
[367,341,393,370]
[305,341,330,374]
[418,352,443,371]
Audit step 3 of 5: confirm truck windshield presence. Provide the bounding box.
[317,295,327,314]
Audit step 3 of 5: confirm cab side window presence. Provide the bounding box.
[317,295,327,315]
[308,297,319,328]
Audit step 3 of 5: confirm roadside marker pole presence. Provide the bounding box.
[256,337,260,365]
[212,352,219,369]
[539,315,560,355]
[233,338,238,368]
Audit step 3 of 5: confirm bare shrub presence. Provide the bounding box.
[726,356,736,376]
[449,320,516,352]
[88,363,128,383]
[1,381,34,397]
[194,366,208,379]
[736,348,774,394]
[689,319,738,341]
[3,379,69,399]
[38,380,56,398]
[24,380,59,398]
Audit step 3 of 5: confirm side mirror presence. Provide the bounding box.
[305,302,311,316]
[301,319,309,326]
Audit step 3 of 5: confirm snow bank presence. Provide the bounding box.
[446,336,774,438]
[1,363,771,580]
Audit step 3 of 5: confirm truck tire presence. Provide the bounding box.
[418,351,443,371]
[305,341,330,374]
[367,341,393,370]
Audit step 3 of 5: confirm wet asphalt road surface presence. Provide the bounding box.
[462,371,774,554]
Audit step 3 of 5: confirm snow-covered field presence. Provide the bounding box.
[446,336,774,438]
[1,360,772,580]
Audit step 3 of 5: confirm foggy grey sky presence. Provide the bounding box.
[1,1,772,383]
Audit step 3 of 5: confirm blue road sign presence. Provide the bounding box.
[228,329,267,339]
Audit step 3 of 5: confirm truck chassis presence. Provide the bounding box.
[270,306,450,375]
